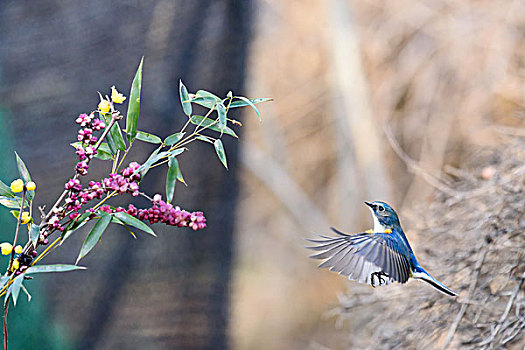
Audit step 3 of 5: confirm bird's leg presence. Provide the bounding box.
[370,271,389,286]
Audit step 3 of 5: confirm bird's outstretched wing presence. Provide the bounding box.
[307,228,412,286]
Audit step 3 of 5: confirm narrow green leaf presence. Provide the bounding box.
[169,149,185,157]
[14,152,31,183]
[26,264,87,274]
[190,97,218,109]
[126,57,143,143]
[195,90,221,102]
[217,102,227,130]
[112,212,156,237]
[177,169,186,185]
[196,135,214,144]
[61,212,91,244]
[110,216,137,239]
[191,91,221,109]
[0,276,8,290]
[98,143,112,154]
[229,97,272,109]
[76,213,112,263]
[137,149,170,177]
[109,121,127,151]
[190,116,238,138]
[164,132,185,146]
[93,142,113,160]
[0,197,27,209]
[93,149,113,161]
[10,274,24,306]
[101,113,118,154]
[29,224,40,247]
[135,131,162,144]
[20,283,31,302]
[166,157,179,203]
[231,96,262,121]
[0,180,14,198]
[214,139,228,169]
[179,80,192,116]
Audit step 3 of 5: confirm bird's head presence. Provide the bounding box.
[364,201,400,231]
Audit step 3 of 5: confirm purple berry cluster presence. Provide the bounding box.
[98,194,206,230]
[64,162,142,222]
[74,113,106,175]
[102,162,141,196]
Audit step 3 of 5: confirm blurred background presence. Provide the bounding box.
[0,0,523,349]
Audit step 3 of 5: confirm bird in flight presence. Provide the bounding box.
[308,201,457,296]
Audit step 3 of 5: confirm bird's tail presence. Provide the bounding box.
[412,266,457,296]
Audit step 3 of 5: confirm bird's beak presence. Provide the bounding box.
[364,201,375,209]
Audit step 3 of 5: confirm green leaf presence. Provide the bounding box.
[112,212,156,237]
[14,152,31,183]
[196,90,221,102]
[29,224,40,247]
[166,157,179,203]
[0,180,14,198]
[76,212,112,263]
[61,212,91,244]
[190,90,221,109]
[137,149,170,177]
[179,80,192,117]
[93,145,113,161]
[164,132,185,146]
[0,197,27,209]
[98,143,112,154]
[110,216,137,239]
[26,264,87,274]
[20,283,31,302]
[126,57,143,143]
[230,96,263,121]
[135,131,162,144]
[10,274,24,306]
[229,97,272,109]
[217,102,227,131]
[169,148,185,157]
[190,116,238,138]
[110,121,127,151]
[101,113,118,154]
[195,135,214,144]
[190,97,218,109]
[0,276,8,290]
[214,139,228,169]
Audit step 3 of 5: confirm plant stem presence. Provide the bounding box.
[3,297,8,350]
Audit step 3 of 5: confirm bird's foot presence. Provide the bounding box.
[370,271,389,287]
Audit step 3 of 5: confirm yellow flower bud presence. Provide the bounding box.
[111,86,126,104]
[98,99,111,113]
[26,181,36,191]
[11,259,19,271]
[0,243,13,255]
[21,212,31,224]
[14,245,23,254]
[12,211,31,224]
[10,179,24,193]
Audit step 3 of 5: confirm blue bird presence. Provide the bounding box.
[308,201,457,296]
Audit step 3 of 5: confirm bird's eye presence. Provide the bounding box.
[378,206,385,212]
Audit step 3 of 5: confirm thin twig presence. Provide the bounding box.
[441,244,489,349]
[3,297,8,350]
[478,276,525,347]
